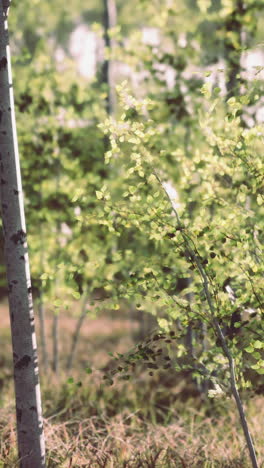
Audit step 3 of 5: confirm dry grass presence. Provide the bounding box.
[0,301,263,467]
[41,378,264,468]
[1,389,263,467]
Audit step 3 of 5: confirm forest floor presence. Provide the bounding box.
[0,301,263,468]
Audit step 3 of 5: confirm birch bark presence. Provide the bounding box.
[0,2,46,466]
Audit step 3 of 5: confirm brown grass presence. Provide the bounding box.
[0,301,263,467]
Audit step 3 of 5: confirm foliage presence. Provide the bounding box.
[86,0,264,392]
[0,0,263,466]
[3,0,264,396]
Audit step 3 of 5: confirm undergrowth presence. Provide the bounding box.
[0,309,263,467]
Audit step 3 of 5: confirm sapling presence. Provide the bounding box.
[153,168,259,468]
[97,84,261,467]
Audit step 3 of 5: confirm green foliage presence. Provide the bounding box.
[3,0,263,398]
[95,74,263,388]
[88,0,264,393]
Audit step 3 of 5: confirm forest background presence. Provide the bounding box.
[0,0,264,466]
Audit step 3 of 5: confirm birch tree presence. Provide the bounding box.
[0,1,46,466]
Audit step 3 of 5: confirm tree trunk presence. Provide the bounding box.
[102,0,117,116]
[38,293,49,372]
[52,313,59,374]
[225,0,244,100]
[0,3,46,467]
[52,172,61,375]
[66,292,89,372]
[184,277,194,355]
[38,193,49,373]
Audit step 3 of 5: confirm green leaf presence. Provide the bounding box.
[257,194,263,206]
[72,291,81,300]
[244,346,254,353]
[96,191,103,200]
[253,340,263,349]
[197,0,211,13]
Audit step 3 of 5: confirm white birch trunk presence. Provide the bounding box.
[0,2,46,466]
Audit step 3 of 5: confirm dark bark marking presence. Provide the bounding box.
[8,283,12,292]
[0,57,7,70]
[3,0,11,15]
[30,406,37,412]
[12,280,18,284]
[16,408,22,423]
[1,178,6,185]
[11,312,14,323]
[10,229,27,245]
[13,189,19,195]
[15,355,31,370]
[27,287,32,294]
[19,255,25,261]
[0,162,4,171]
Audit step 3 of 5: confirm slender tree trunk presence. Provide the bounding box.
[66,292,89,372]
[213,319,259,468]
[132,307,157,342]
[52,313,59,374]
[0,2,46,467]
[102,0,117,116]
[217,7,257,462]
[38,189,49,372]
[183,131,195,361]
[38,293,48,372]
[225,0,244,100]
[185,277,194,355]
[52,171,60,375]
